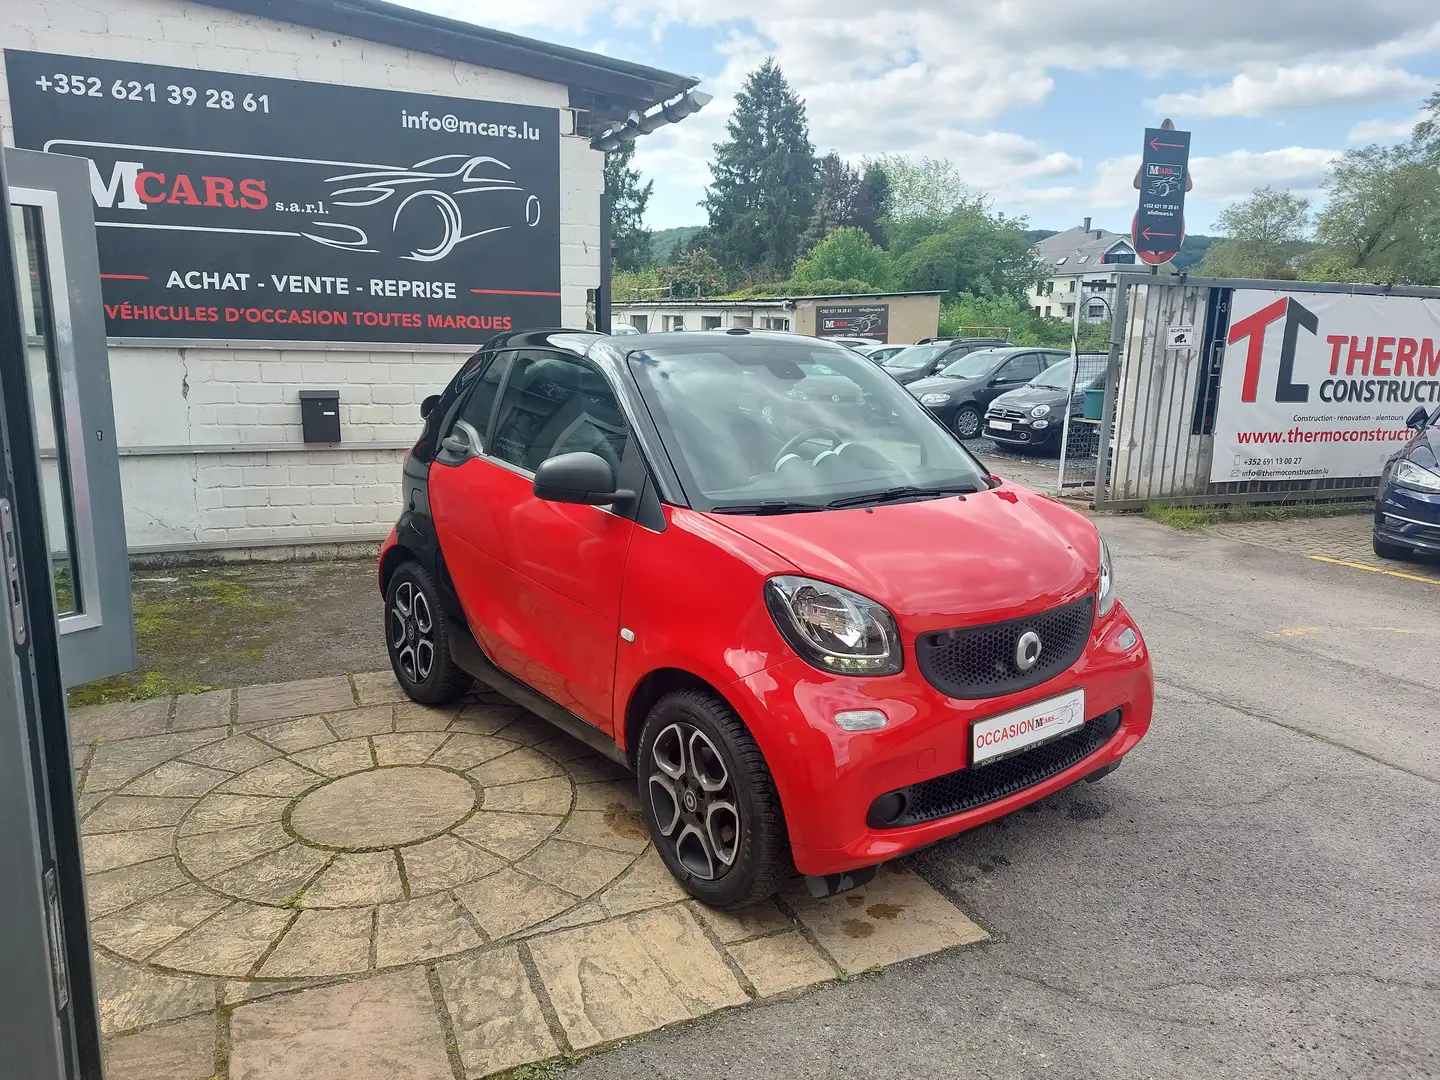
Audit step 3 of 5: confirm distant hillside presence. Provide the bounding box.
[1024,229,1060,244]
[1173,234,1217,270]
[649,225,703,265]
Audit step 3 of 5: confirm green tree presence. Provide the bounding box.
[703,59,816,275]
[661,247,728,298]
[870,155,986,253]
[1199,186,1312,279]
[791,227,895,289]
[800,153,862,254]
[603,142,654,272]
[855,162,889,247]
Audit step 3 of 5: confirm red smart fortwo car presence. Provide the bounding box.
[379,329,1153,908]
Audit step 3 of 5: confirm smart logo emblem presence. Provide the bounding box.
[1015,630,1043,673]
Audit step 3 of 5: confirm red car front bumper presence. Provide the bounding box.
[722,601,1154,877]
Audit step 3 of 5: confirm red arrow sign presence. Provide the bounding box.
[1140,227,1178,240]
[1149,137,1185,151]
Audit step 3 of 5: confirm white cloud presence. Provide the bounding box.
[1149,63,1430,119]
[1348,111,1427,141]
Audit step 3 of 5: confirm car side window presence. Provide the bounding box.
[488,351,630,475]
[448,351,509,444]
[1000,353,1043,382]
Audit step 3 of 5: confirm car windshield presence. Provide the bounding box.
[881,344,945,370]
[626,338,989,509]
[1031,358,1107,390]
[938,349,1006,379]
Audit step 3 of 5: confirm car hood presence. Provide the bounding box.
[990,384,1069,409]
[908,375,980,395]
[705,484,1099,636]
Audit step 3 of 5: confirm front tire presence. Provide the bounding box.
[1373,535,1412,561]
[638,689,790,909]
[385,561,468,704]
[953,405,981,439]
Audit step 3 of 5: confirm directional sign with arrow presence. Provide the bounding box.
[1133,123,1191,265]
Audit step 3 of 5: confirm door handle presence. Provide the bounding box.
[1,499,27,646]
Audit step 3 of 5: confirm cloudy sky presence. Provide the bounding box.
[407,1,1440,235]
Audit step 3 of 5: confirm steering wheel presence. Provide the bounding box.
[772,427,841,471]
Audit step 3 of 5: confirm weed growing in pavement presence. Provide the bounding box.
[1143,500,1372,531]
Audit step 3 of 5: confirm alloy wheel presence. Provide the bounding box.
[647,721,741,880]
[955,408,981,439]
[389,580,435,685]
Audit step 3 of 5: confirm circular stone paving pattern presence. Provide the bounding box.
[80,700,666,981]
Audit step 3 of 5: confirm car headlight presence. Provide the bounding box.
[1097,537,1115,617]
[1029,404,1051,418]
[1392,459,1440,493]
[919,393,951,406]
[764,575,902,676]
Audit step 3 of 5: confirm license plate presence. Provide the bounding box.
[988,419,1013,431]
[972,688,1085,765]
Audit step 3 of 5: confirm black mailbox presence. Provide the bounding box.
[298,390,341,443]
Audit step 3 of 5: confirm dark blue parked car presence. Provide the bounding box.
[1374,405,1440,561]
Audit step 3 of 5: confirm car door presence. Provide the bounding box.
[981,352,1044,411]
[431,348,636,733]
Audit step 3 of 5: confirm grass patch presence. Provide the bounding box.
[1144,500,1372,531]
[499,1056,579,1080]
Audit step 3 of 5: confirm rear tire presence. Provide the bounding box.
[1373,535,1412,561]
[384,561,469,704]
[638,689,791,909]
[953,405,981,440]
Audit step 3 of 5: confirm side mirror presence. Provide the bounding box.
[1406,406,1430,431]
[533,452,635,506]
[421,393,440,419]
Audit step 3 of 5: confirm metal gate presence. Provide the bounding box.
[1092,273,1440,510]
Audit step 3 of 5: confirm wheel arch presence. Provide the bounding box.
[623,667,731,756]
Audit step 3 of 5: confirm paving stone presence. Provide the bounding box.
[208,843,331,905]
[492,712,557,746]
[453,811,560,861]
[520,839,634,897]
[323,705,395,740]
[70,698,171,744]
[393,700,462,731]
[573,778,641,812]
[82,828,174,875]
[178,793,289,836]
[90,885,231,962]
[558,808,651,855]
[729,930,836,996]
[482,776,572,815]
[518,898,609,938]
[178,821,291,879]
[301,851,405,908]
[597,848,688,917]
[152,903,295,977]
[692,898,796,943]
[454,868,575,938]
[222,979,326,1005]
[85,733,218,791]
[179,734,277,773]
[84,796,197,834]
[370,731,449,766]
[288,737,376,777]
[103,1014,216,1080]
[258,907,372,978]
[399,834,505,895]
[123,760,231,799]
[448,702,522,735]
[87,856,188,917]
[236,676,355,726]
[784,864,988,971]
[289,767,475,849]
[375,892,482,966]
[565,755,633,784]
[220,758,324,798]
[351,669,407,706]
[438,947,558,1077]
[249,716,334,754]
[93,952,216,1035]
[171,689,232,732]
[468,746,563,787]
[229,968,453,1080]
[428,731,516,770]
[78,792,104,817]
[528,905,747,1049]
[531,735,594,763]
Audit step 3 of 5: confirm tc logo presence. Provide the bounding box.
[1228,296,1316,403]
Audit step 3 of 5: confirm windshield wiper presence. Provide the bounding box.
[708,500,829,515]
[825,484,979,509]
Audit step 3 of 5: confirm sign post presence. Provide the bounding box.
[1132,121,1191,267]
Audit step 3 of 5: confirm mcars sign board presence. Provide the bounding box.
[1211,289,1440,482]
[816,304,889,341]
[4,49,562,343]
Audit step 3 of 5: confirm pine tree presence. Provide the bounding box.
[604,142,654,272]
[856,162,890,247]
[703,59,816,276]
[800,153,862,255]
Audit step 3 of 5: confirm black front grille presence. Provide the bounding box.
[988,405,1027,420]
[916,594,1095,700]
[867,709,1122,828]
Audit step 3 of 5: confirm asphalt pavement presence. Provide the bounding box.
[566,514,1440,1080]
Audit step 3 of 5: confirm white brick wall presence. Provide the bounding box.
[0,0,606,551]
